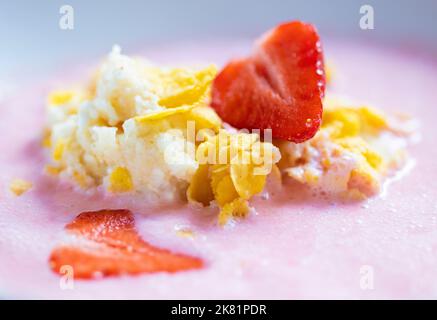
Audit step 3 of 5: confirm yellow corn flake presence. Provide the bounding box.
[108,167,133,193]
[134,105,194,123]
[175,227,195,239]
[135,66,220,134]
[211,166,240,206]
[230,162,266,199]
[188,130,280,225]
[358,107,387,132]
[52,139,66,161]
[41,129,52,148]
[218,198,250,226]
[337,137,383,170]
[323,106,388,138]
[187,164,214,206]
[323,108,361,138]
[48,90,74,106]
[158,65,217,108]
[93,117,110,127]
[44,165,62,176]
[348,166,380,197]
[188,106,222,132]
[303,169,319,185]
[10,179,33,196]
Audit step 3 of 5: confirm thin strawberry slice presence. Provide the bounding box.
[211,21,325,142]
[49,209,203,279]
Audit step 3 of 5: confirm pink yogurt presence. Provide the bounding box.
[0,40,436,299]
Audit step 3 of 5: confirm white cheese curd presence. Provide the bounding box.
[45,46,219,203]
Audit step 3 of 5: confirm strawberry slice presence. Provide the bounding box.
[211,21,325,142]
[49,209,203,279]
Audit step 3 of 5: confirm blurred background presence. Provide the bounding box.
[0,0,436,82]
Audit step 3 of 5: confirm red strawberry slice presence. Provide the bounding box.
[211,21,325,142]
[49,209,203,279]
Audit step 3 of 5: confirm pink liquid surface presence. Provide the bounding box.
[0,40,436,299]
